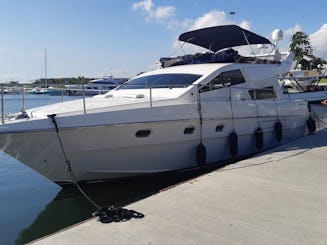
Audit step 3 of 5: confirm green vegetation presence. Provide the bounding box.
[290,32,326,70]
[34,76,94,85]
[2,76,129,87]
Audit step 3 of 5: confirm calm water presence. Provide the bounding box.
[0,94,212,245]
[0,94,79,245]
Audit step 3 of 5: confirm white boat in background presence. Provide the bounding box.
[66,76,126,96]
[0,25,313,185]
[29,87,47,95]
[279,69,327,104]
[2,87,21,95]
[28,86,63,96]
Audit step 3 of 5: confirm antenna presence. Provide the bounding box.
[229,11,236,22]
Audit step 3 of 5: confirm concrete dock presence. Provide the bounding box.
[31,130,327,245]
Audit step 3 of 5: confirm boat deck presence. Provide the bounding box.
[30,129,327,244]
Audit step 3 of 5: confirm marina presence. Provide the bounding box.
[1,2,327,243]
[1,107,326,244]
[31,128,327,244]
[0,115,225,245]
[0,93,230,245]
[0,25,327,244]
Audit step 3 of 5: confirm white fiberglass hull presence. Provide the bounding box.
[0,100,309,185]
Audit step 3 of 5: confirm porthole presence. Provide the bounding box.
[215,124,224,132]
[184,127,195,135]
[135,129,151,138]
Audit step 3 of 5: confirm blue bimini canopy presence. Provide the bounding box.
[179,25,272,52]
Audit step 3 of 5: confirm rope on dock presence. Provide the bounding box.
[92,206,144,223]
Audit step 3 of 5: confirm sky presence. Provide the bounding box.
[1,0,327,83]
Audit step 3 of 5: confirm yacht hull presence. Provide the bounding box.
[0,105,308,184]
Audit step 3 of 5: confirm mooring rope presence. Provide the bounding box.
[47,114,100,209]
[47,114,145,223]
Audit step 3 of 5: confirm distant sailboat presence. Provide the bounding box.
[30,49,61,95]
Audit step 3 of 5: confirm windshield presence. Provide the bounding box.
[118,73,202,89]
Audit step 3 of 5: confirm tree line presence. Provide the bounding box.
[30,76,129,86]
[290,31,326,70]
[34,76,95,85]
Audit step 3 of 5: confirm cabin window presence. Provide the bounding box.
[249,86,277,100]
[200,69,245,92]
[184,126,195,135]
[118,73,202,89]
[135,130,151,138]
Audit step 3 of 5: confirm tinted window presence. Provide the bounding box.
[249,86,277,100]
[200,69,245,92]
[118,73,202,89]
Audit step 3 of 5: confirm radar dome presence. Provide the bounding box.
[272,29,283,41]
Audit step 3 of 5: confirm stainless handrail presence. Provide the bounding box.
[1,86,4,124]
[149,85,153,107]
[82,84,86,114]
[21,87,25,111]
[0,83,291,125]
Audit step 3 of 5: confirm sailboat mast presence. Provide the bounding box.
[45,49,47,87]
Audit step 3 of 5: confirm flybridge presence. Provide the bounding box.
[160,25,278,68]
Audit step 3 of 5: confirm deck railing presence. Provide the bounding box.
[1,86,4,124]
[0,83,287,125]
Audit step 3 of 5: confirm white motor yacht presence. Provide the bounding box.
[66,76,126,96]
[0,25,312,185]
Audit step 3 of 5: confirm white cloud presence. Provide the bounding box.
[132,0,176,23]
[310,23,327,58]
[132,1,251,34]
[133,2,254,54]
[239,20,250,30]
[155,6,175,21]
[190,10,232,30]
[167,18,193,30]
[189,10,251,31]
[284,24,302,38]
[132,0,153,13]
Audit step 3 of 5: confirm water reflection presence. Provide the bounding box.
[15,165,225,244]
